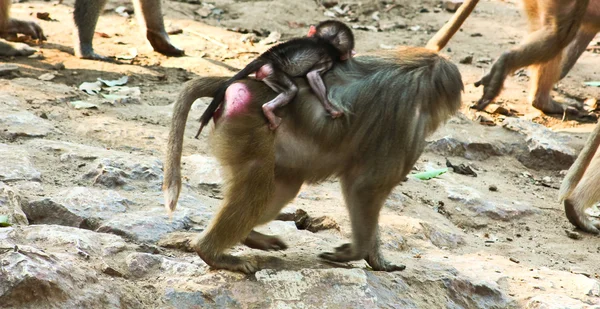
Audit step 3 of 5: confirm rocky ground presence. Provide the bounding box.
[1,0,600,308]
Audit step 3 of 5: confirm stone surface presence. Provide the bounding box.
[97,207,192,243]
[502,118,578,170]
[24,187,129,229]
[444,183,539,221]
[83,156,163,191]
[0,226,139,308]
[0,183,28,226]
[426,122,525,161]
[0,144,41,182]
[0,107,54,139]
[525,294,598,309]
[182,154,223,188]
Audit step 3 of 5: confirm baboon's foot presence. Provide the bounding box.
[365,250,406,272]
[318,243,363,263]
[147,30,184,57]
[197,251,259,274]
[0,40,36,57]
[564,199,600,234]
[531,98,566,115]
[319,243,405,271]
[4,18,46,41]
[76,49,118,63]
[243,230,288,251]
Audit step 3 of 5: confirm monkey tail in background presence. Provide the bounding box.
[425,0,480,52]
[194,59,268,138]
[558,122,600,201]
[163,76,229,215]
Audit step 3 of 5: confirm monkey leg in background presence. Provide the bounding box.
[0,0,45,57]
[73,0,184,60]
[475,0,596,113]
[164,48,464,273]
[426,0,599,114]
[559,123,600,234]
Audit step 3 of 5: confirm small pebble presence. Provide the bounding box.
[488,185,498,192]
[565,229,582,240]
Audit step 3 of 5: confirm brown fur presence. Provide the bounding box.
[559,123,600,234]
[163,47,463,273]
[426,0,600,114]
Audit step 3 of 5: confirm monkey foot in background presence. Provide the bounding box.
[2,18,46,41]
[146,29,184,57]
[319,243,406,271]
[0,40,36,56]
[564,199,600,234]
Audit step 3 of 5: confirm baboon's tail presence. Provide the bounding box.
[425,0,480,52]
[163,76,229,215]
[558,122,600,202]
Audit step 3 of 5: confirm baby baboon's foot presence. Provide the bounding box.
[197,251,259,274]
[329,109,343,119]
[262,104,282,130]
[564,199,600,234]
[318,243,363,263]
[147,30,184,57]
[365,252,405,272]
[243,231,288,251]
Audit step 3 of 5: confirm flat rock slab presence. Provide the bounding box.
[24,187,129,229]
[443,182,539,221]
[0,109,54,139]
[0,144,41,182]
[97,207,192,243]
[502,118,578,170]
[0,182,28,226]
[0,226,137,308]
[0,78,79,102]
[25,140,163,191]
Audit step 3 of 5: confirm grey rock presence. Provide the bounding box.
[0,144,41,182]
[0,78,78,102]
[445,276,516,309]
[503,118,578,170]
[182,154,222,196]
[25,140,163,190]
[24,187,129,229]
[125,252,204,278]
[0,110,54,139]
[97,207,192,243]
[0,226,138,308]
[0,182,28,225]
[426,123,525,160]
[163,287,239,309]
[84,157,163,191]
[445,183,539,220]
[0,246,126,308]
[524,294,596,309]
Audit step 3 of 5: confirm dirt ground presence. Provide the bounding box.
[2,0,600,307]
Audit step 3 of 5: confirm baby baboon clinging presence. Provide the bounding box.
[195,20,354,137]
